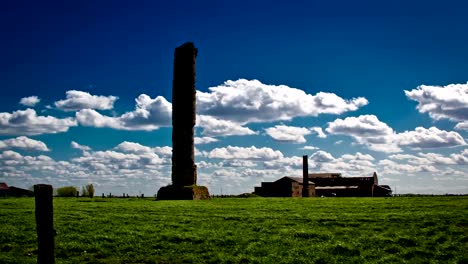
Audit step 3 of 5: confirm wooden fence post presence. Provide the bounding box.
[34,184,55,264]
[302,155,309,197]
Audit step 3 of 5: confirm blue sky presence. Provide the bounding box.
[1,0,467,195]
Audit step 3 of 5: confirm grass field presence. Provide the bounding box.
[1,197,467,263]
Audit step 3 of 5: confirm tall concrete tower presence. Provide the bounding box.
[171,42,197,187]
[157,42,209,200]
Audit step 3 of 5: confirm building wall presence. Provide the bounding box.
[254,180,315,197]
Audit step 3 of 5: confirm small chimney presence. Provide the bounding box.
[302,155,309,197]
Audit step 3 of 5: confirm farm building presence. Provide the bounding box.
[254,172,392,197]
[0,183,34,197]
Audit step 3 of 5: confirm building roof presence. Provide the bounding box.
[308,173,342,178]
[0,182,9,190]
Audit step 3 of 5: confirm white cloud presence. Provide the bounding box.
[197,115,256,137]
[75,109,121,129]
[197,79,368,124]
[301,146,320,151]
[448,149,468,165]
[119,95,172,129]
[326,115,400,153]
[0,136,49,151]
[310,150,335,163]
[55,90,118,111]
[114,141,171,164]
[327,115,393,138]
[263,156,303,170]
[71,141,91,152]
[455,121,468,131]
[307,150,377,177]
[265,125,311,143]
[389,149,468,167]
[378,159,427,174]
[310,127,327,138]
[19,96,41,107]
[405,83,468,128]
[207,145,283,160]
[326,115,465,152]
[76,94,172,131]
[222,160,258,168]
[396,127,466,149]
[0,108,77,136]
[114,141,154,154]
[194,137,219,145]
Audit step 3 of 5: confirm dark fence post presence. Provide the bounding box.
[302,155,309,197]
[34,184,55,264]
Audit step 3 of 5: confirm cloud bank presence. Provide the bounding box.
[0,109,77,136]
[0,136,50,151]
[197,79,368,124]
[405,83,468,129]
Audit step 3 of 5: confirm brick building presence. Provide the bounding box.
[254,172,392,197]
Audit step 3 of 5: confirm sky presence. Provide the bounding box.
[1,0,467,195]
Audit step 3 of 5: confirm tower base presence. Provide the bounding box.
[157,185,210,200]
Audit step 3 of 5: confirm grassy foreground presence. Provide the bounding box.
[0,197,467,263]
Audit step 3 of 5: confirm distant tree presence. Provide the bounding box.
[56,186,78,197]
[81,186,89,197]
[86,184,95,198]
[80,184,95,198]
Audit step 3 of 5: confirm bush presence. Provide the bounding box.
[56,186,78,197]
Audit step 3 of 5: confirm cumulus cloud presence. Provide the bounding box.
[197,115,256,137]
[326,115,465,152]
[310,150,336,163]
[197,79,368,124]
[0,108,77,136]
[265,125,311,143]
[207,145,283,160]
[55,90,118,111]
[115,141,154,154]
[0,136,49,151]
[76,95,172,131]
[263,156,303,170]
[264,125,327,143]
[19,96,40,107]
[305,150,378,177]
[71,141,91,152]
[455,121,468,131]
[326,115,393,138]
[194,137,219,145]
[405,83,468,128]
[73,142,168,171]
[396,127,466,149]
[326,115,400,153]
[310,127,327,138]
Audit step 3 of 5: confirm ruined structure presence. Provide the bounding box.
[255,156,391,197]
[254,172,392,197]
[0,182,34,197]
[157,42,209,200]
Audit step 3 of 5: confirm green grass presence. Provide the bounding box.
[1,197,467,263]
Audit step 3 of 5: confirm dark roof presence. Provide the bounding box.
[308,173,342,178]
[0,182,9,190]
